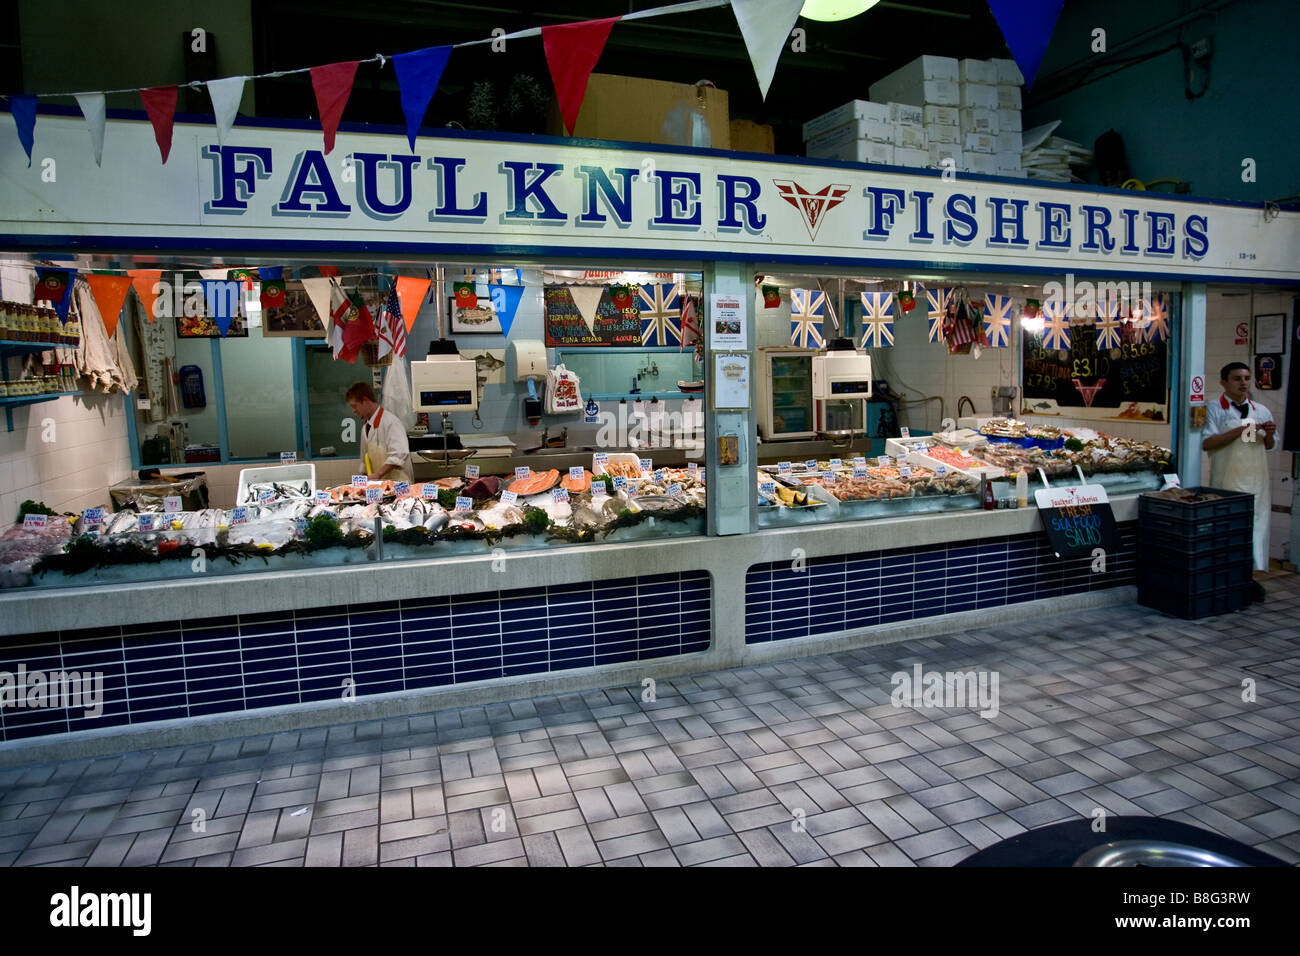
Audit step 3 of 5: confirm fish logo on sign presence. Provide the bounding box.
[584,399,600,423]
[773,180,851,241]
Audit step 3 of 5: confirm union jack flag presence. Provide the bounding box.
[1139,292,1169,343]
[925,286,952,343]
[1095,296,1122,350]
[982,293,1013,348]
[859,292,895,348]
[1042,299,1071,351]
[773,180,852,241]
[789,288,825,348]
[638,282,681,346]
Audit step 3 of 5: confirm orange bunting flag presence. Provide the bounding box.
[541,17,620,135]
[128,269,164,324]
[85,274,133,339]
[394,275,430,334]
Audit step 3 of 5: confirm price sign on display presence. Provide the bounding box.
[592,484,608,498]
[760,481,776,494]
[569,466,585,481]
[639,458,653,473]
[778,462,792,474]
[258,489,275,504]
[1034,483,1118,559]
[455,496,473,512]
[281,451,297,464]
[465,464,480,479]
[1162,473,1181,490]
[688,462,698,473]
[422,484,438,499]
[515,467,530,480]
[697,468,705,482]
[829,459,842,468]
[853,466,868,479]
[295,517,308,534]
[500,491,518,505]
[900,427,911,438]
[366,487,382,504]
[805,459,817,471]
[137,514,155,532]
[230,507,249,525]
[82,508,104,525]
[23,514,48,529]
[553,488,570,503]
[160,514,176,527]
[654,469,666,483]
[164,496,182,513]
[394,481,410,499]
[613,476,628,490]
[853,457,866,467]
[666,484,682,497]
[352,475,368,489]
[595,453,609,465]
[316,491,330,504]
[878,455,892,467]
[822,471,835,483]
[898,466,912,477]
[936,465,948,476]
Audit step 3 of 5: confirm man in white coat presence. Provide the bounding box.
[1202,362,1275,601]
[346,381,413,484]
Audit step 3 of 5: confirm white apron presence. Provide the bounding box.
[361,408,413,484]
[1209,427,1270,571]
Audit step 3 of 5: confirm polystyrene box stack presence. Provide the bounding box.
[990,58,1024,176]
[868,56,960,170]
[803,100,895,165]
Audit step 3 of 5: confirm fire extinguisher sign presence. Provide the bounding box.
[1189,374,1205,404]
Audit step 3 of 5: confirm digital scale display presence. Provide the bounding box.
[419,389,474,407]
[830,381,872,395]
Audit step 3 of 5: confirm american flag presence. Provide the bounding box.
[982,293,1013,348]
[925,286,952,343]
[638,282,681,346]
[1043,299,1072,351]
[789,288,825,348]
[859,291,895,348]
[1140,292,1169,343]
[1095,296,1122,349]
[376,284,406,359]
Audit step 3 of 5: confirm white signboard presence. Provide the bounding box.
[713,353,751,409]
[709,294,746,350]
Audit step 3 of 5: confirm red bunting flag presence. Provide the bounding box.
[541,16,620,135]
[140,86,179,164]
[318,265,339,277]
[310,61,359,154]
[85,274,133,339]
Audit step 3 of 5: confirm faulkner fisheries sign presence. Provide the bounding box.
[2,115,1298,281]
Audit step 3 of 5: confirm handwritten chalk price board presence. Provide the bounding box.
[1033,483,1118,559]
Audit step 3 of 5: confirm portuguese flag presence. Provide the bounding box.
[762,285,780,309]
[35,267,77,323]
[260,265,286,310]
[453,281,477,309]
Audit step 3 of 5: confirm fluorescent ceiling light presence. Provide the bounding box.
[801,0,880,22]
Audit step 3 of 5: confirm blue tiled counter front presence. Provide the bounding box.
[0,573,710,743]
[745,523,1139,644]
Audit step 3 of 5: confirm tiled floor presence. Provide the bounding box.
[2,572,1299,867]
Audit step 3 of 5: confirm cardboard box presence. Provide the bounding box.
[928,142,961,167]
[991,58,1025,85]
[893,147,929,168]
[730,119,774,154]
[889,102,924,127]
[996,85,1022,110]
[870,75,959,107]
[548,74,729,148]
[959,58,998,85]
[960,83,998,109]
[997,108,1023,132]
[893,123,927,150]
[925,122,960,144]
[964,151,998,175]
[808,138,894,166]
[802,99,891,141]
[923,105,959,127]
[964,132,997,154]
[997,130,1023,154]
[959,108,999,136]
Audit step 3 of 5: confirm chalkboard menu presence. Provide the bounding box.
[1022,323,1168,422]
[1034,484,1119,560]
[544,285,642,347]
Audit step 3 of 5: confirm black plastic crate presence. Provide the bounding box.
[1140,487,1253,521]
[1138,541,1254,573]
[1140,510,1252,540]
[1138,581,1251,619]
[1138,561,1252,594]
[1141,526,1253,555]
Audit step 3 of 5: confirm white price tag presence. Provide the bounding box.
[613,476,628,490]
[829,459,842,468]
[164,495,182,513]
[366,487,383,504]
[697,468,705,482]
[465,464,480,479]
[82,508,104,525]
[804,459,817,471]
[500,490,518,505]
[295,517,308,533]
[352,474,368,489]
[592,484,608,498]
[258,488,275,504]
[639,458,653,473]
[878,455,892,467]
[422,484,438,499]
[553,487,570,503]
[853,457,866,467]
[316,490,331,504]
[687,462,698,472]
[515,466,530,480]
[594,453,609,465]
[853,467,868,479]
[666,484,682,497]
[898,466,913,477]
[821,471,835,483]
[281,451,297,463]
[936,465,948,476]
[1161,473,1181,489]
[160,514,177,527]
[569,466,585,481]
[760,481,776,494]
[778,461,792,474]
[23,513,48,529]
[230,507,249,525]
[394,481,410,498]
[455,496,473,512]
[137,513,155,531]
[900,427,911,438]
[653,469,666,482]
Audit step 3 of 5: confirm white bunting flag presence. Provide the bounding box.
[206,76,247,144]
[74,93,106,167]
[730,0,805,100]
[301,276,335,339]
[569,285,604,335]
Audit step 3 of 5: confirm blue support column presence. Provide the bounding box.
[1178,282,1207,486]
[704,262,755,536]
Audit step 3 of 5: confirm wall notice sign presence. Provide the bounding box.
[1235,322,1250,346]
[1034,483,1118,559]
[584,399,600,424]
[713,353,750,409]
[1189,374,1205,404]
[164,495,182,513]
[709,294,746,350]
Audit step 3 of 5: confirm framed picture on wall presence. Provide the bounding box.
[1254,313,1286,354]
[449,297,504,334]
[262,284,327,338]
[1255,353,1282,390]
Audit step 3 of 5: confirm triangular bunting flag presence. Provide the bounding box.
[318,265,339,278]
[302,277,336,339]
[35,268,77,323]
[730,0,804,100]
[129,270,163,323]
[986,0,1065,88]
[394,275,431,334]
[74,93,106,166]
[488,284,525,338]
[140,86,178,164]
[453,281,476,309]
[391,46,452,151]
[207,76,246,143]
[569,285,605,335]
[198,268,228,280]
[310,61,359,154]
[202,279,240,336]
[541,16,620,135]
[85,274,133,339]
[10,95,37,167]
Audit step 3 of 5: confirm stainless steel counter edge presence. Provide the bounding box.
[0,496,1140,636]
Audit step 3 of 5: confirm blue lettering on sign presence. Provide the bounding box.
[909,190,935,241]
[1118,208,1141,255]
[650,171,701,229]
[352,152,421,220]
[272,150,351,217]
[943,193,977,244]
[1184,214,1209,259]
[203,145,272,214]
[716,175,766,234]
[986,197,1029,248]
[1036,201,1072,249]
[427,156,487,222]
[575,166,637,227]
[1079,205,1115,253]
[500,161,567,224]
[864,186,906,240]
[1145,211,1176,256]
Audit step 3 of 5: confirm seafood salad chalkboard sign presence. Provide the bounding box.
[544,285,641,346]
[1022,315,1169,423]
